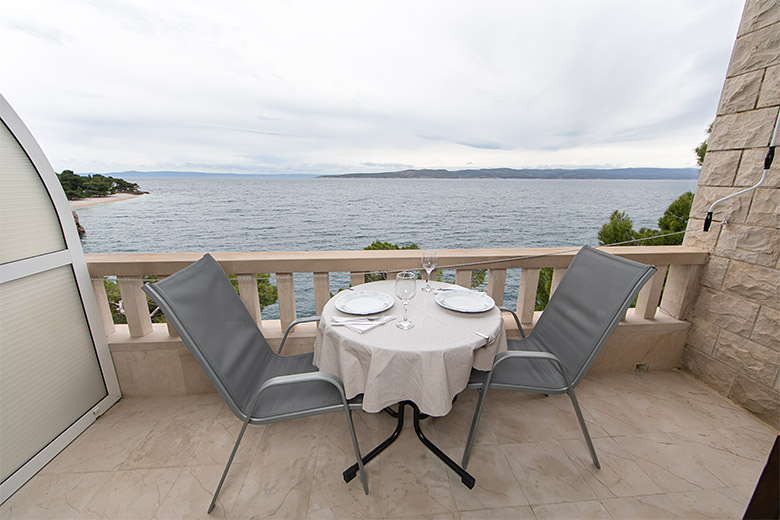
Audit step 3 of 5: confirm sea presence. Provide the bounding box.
[75,176,697,318]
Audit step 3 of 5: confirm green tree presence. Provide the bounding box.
[102,272,277,325]
[535,267,553,311]
[695,123,712,166]
[597,210,636,246]
[363,240,420,282]
[56,170,145,200]
[530,191,694,313]
[360,240,486,288]
[597,192,693,247]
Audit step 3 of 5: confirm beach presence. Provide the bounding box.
[69,192,140,209]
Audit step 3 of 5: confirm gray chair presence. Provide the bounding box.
[462,245,656,469]
[142,254,368,513]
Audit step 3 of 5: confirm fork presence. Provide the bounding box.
[474,331,493,348]
[334,316,384,322]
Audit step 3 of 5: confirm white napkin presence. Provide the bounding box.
[331,316,396,333]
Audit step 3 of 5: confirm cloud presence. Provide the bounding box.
[0,0,745,174]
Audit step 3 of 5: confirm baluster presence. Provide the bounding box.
[117,277,153,337]
[237,274,262,325]
[350,272,364,287]
[455,269,472,288]
[516,267,540,324]
[660,264,701,319]
[635,265,668,319]
[156,275,178,337]
[550,267,567,296]
[486,269,506,306]
[276,273,297,330]
[91,277,115,335]
[314,272,330,314]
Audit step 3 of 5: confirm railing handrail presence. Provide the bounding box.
[85,246,708,277]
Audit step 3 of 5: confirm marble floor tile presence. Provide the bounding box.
[229,454,316,520]
[42,417,156,474]
[378,447,458,518]
[97,394,212,426]
[666,488,748,519]
[445,445,529,512]
[664,429,772,489]
[0,472,108,520]
[318,408,382,460]
[152,463,249,520]
[558,437,663,499]
[306,441,386,520]
[612,433,725,493]
[2,370,775,520]
[500,441,598,505]
[251,415,323,468]
[226,414,324,519]
[531,393,610,441]
[428,390,480,450]
[458,505,536,519]
[580,393,664,437]
[78,468,180,519]
[120,418,211,470]
[191,413,265,467]
[531,500,612,519]
[601,495,686,519]
[680,425,776,465]
[482,399,555,445]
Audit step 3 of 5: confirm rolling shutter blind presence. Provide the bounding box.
[0,121,65,263]
[0,96,119,502]
[0,266,107,482]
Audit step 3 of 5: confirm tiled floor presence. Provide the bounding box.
[2,370,776,519]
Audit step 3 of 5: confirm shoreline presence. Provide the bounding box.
[69,193,141,209]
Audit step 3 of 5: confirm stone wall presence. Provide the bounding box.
[682,0,779,428]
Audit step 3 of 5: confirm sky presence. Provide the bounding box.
[1,1,746,175]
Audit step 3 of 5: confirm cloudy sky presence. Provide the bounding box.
[2,1,745,175]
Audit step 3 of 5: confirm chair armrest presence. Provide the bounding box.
[247,370,354,419]
[278,316,321,354]
[499,306,526,338]
[490,349,573,390]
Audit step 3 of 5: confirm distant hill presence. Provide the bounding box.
[91,168,699,180]
[93,171,318,179]
[319,168,699,180]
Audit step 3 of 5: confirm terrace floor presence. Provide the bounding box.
[2,370,776,520]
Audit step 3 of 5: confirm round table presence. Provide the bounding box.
[313,279,507,417]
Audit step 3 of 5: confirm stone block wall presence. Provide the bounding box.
[682,0,779,428]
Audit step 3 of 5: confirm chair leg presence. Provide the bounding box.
[462,385,489,469]
[567,389,600,469]
[343,408,369,494]
[208,418,250,514]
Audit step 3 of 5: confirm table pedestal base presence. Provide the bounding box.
[343,401,476,489]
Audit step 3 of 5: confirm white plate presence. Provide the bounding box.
[334,290,394,315]
[435,289,495,313]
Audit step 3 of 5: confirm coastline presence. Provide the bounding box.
[69,193,141,209]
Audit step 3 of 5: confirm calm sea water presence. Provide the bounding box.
[75,177,697,317]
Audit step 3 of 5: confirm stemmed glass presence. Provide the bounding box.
[421,250,437,292]
[395,271,417,329]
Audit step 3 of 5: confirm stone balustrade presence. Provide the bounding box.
[86,245,708,396]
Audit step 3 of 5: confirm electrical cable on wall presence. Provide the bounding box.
[703,111,779,231]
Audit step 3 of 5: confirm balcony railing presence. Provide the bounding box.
[86,245,707,336]
[85,245,708,396]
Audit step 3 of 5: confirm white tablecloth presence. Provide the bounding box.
[313,280,507,416]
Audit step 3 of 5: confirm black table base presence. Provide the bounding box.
[343,401,475,489]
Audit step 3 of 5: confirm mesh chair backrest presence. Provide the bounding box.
[530,246,656,386]
[142,254,274,418]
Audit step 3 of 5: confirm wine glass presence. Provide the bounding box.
[421,250,437,292]
[395,271,417,329]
